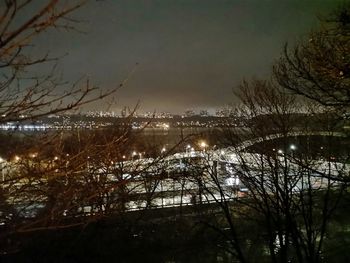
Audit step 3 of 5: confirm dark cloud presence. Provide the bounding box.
[31,0,342,113]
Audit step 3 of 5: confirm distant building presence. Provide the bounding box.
[216,106,234,117]
[158,112,173,118]
[121,107,127,117]
[184,110,196,117]
[143,112,154,118]
[199,110,209,117]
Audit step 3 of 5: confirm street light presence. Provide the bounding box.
[290,144,297,158]
[29,153,37,158]
[199,141,208,153]
[185,144,191,156]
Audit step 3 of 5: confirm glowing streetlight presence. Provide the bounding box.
[277,149,283,154]
[185,144,191,155]
[29,153,37,158]
[161,147,166,154]
[199,141,207,149]
[290,144,297,151]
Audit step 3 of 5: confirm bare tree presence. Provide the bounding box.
[274,4,350,111]
[0,0,146,255]
[187,80,348,262]
[204,5,350,261]
[0,0,119,123]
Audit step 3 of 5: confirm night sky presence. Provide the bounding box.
[32,0,342,114]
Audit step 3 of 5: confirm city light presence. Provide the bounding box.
[29,153,38,158]
[185,144,191,154]
[290,144,297,151]
[199,141,207,149]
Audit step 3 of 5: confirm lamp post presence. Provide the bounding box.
[161,147,166,155]
[185,144,191,155]
[290,144,296,158]
[0,157,4,183]
[199,141,208,154]
[132,151,137,160]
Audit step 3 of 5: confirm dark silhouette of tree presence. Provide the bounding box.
[0,1,148,255]
[0,0,119,123]
[193,5,350,261]
[274,4,350,111]
[189,79,348,262]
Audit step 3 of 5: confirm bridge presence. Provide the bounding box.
[100,130,348,212]
[222,131,348,153]
[2,130,348,218]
